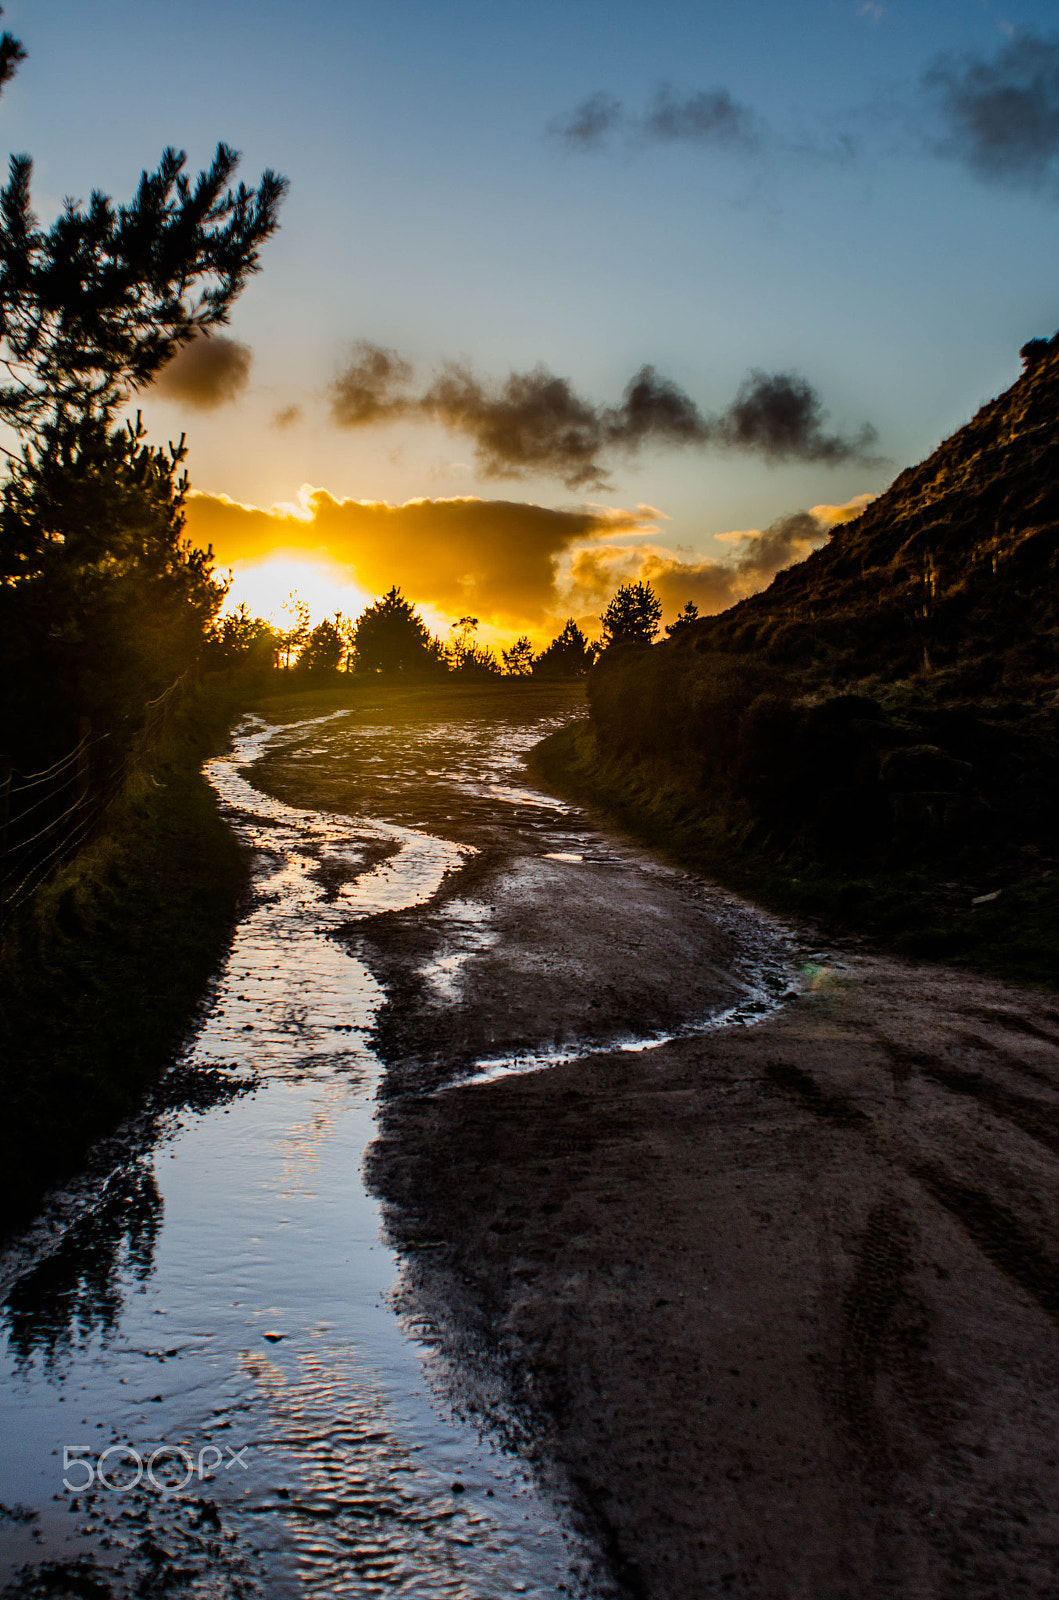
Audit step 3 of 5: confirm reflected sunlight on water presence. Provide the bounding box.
[0,710,617,1600]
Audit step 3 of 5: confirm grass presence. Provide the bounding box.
[0,683,247,1235]
[530,719,1059,989]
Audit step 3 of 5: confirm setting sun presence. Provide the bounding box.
[220,555,371,629]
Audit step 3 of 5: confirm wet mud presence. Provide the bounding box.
[372,951,1059,1599]
[7,681,1054,1598]
[2,686,664,1600]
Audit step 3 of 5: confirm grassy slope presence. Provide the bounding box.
[0,686,246,1234]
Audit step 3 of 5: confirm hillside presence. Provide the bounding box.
[696,333,1059,687]
[537,337,1059,979]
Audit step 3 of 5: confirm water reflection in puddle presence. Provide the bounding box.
[0,712,614,1599]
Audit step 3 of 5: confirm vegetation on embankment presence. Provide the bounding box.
[531,719,1059,987]
[0,684,247,1235]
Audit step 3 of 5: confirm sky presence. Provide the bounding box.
[4,0,1059,646]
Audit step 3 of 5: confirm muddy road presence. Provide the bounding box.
[0,682,794,1599]
[2,681,1057,1599]
[371,900,1059,1591]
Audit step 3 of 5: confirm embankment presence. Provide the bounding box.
[0,685,246,1233]
[530,716,1059,986]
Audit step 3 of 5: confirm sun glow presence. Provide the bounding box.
[221,554,372,629]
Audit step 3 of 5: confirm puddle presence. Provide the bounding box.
[0,712,615,1599]
[0,694,799,1597]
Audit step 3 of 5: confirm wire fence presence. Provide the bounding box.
[1,674,190,918]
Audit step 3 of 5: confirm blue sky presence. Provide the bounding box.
[4,0,1059,636]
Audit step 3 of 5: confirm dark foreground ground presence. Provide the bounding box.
[371,954,1059,1600]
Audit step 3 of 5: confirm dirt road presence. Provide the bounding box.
[371,952,1059,1599]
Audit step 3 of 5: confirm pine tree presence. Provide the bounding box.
[664,600,700,637]
[502,636,535,675]
[0,145,286,438]
[353,587,443,673]
[599,581,662,649]
[532,619,597,678]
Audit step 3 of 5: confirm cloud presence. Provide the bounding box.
[610,364,712,448]
[549,83,763,156]
[643,85,761,150]
[622,511,825,619]
[421,363,608,486]
[152,334,252,410]
[330,340,414,425]
[272,403,303,429]
[923,31,1059,190]
[720,371,879,463]
[551,43,1059,196]
[187,485,877,641]
[567,495,875,623]
[329,348,878,488]
[550,91,625,149]
[186,489,653,627]
[810,491,876,528]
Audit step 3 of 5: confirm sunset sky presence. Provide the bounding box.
[5,0,1059,644]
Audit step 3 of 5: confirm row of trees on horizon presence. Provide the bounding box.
[207,583,705,681]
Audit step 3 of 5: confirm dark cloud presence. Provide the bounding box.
[422,363,606,487]
[608,365,711,447]
[562,496,870,627]
[330,340,414,425]
[643,85,761,150]
[721,371,879,464]
[330,347,877,488]
[272,403,302,429]
[924,30,1059,189]
[549,83,761,155]
[153,334,251,410]
[734,509,822,580]
[421,362,712,487]
[551,91,625,150]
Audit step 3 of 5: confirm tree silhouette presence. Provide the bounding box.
[0,413,227,752]
[599,581,662,649]
[276,592,311,669]
[0,12,25,99]
[664,600,700,637]
[204,603,279,669]
[446,616,500,676]
[533,618,597,677]
[0,6,289,777]
[353,586,442,673]
[298,617,344,673]
[502,635,535,675]
[0,144,286,438]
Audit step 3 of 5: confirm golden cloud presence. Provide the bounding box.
[186,489,654,629]
[187,485,877,643]
[563,494,878,625]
